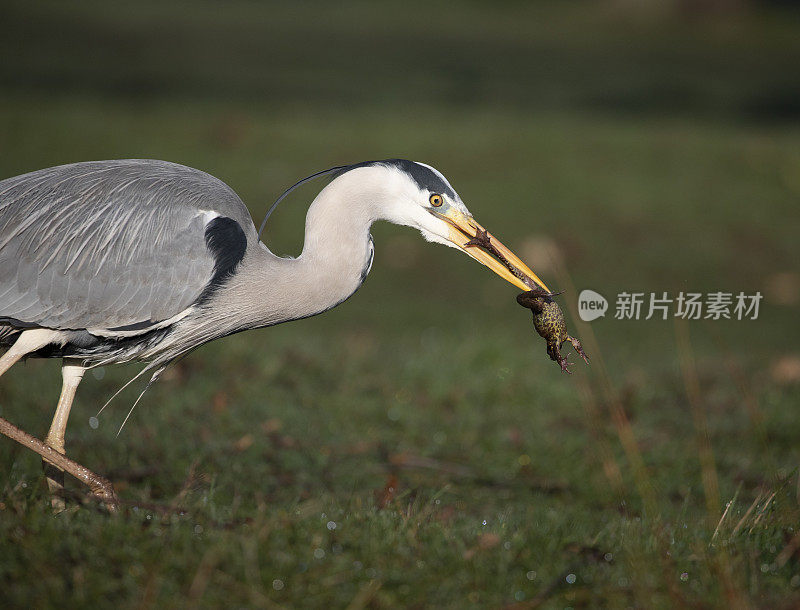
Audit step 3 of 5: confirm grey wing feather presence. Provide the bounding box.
[0,160,255,332]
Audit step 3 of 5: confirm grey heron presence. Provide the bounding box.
[0,159,549,508]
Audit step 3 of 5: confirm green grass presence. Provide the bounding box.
[1,2,800,607]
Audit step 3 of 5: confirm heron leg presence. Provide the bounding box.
[42,359,86,511]
[0,331,118,511]
[0,328,60,377]
[0,415,118,511]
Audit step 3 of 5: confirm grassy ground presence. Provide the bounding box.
[1,2,800,608]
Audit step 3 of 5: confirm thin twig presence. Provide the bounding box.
[748,491,776,533]
[731,491,764,537]
[711,483,741,545]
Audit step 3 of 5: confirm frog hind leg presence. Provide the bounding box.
[546,340,573,374]
[566,335,590,365]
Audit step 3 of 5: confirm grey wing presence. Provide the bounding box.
[0,160,254,333]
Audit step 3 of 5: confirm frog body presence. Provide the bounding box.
[516,289,589,374]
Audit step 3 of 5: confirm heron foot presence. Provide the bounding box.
[87,474,120,512]
[43,458,119,513]
[1,416,119,513]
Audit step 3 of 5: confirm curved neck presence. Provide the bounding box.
[285,187,375,317]
[217,168,393,330]
[300,163,414,258]
[299,173,377,264]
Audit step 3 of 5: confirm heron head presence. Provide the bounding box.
[361,159,550,292]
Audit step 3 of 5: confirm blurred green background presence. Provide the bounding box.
[1,1,799,607]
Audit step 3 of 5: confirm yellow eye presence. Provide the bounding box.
[429,193,443,207]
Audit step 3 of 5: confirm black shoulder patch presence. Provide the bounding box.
[197,216,247,303]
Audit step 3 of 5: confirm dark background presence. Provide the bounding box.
[1,1,799,607]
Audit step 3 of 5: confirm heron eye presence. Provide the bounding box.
[429,193,443,207]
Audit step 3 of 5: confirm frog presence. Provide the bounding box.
[516,288,589,374]
[464,227,589,374]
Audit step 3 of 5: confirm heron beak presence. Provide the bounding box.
[433,208,550,292]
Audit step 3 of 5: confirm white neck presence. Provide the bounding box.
[215,166,410,330]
